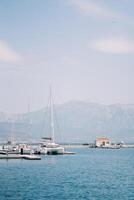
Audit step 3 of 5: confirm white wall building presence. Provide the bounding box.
[95,137,110,147]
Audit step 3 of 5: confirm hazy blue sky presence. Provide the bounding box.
[0,0,134,113]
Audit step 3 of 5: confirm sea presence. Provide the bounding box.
[0,148,134,200]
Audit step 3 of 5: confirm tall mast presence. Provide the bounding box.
[50,86,55,142]
[27,102,32,138]
[10,117,15,145]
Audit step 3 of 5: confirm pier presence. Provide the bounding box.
[0,154,41,160]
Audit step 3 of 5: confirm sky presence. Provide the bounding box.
[0,0,134,113]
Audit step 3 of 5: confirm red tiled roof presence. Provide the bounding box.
[96,137,109,141]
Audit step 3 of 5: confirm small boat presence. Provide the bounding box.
[97,143,121,149]
[0,141,20,154]
[18,144,34,154]
[40,137,64,155]
[99,146,120,149]
[22,155,41,160]
[0,141,33,155]
[64,151,75,155]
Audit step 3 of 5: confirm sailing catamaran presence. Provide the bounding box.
[35,87,64,155]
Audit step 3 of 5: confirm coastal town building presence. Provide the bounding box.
[95,137,110,147]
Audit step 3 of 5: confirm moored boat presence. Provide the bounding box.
[35,87,64,155]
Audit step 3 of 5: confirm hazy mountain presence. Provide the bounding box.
[0,101,134,143]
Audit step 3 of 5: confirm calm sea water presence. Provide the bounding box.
[0,148,134,200]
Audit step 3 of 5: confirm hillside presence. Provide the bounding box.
[0,101,134,143]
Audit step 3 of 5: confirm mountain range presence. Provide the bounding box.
[0,101,134,143]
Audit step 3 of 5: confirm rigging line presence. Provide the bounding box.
[50,86,55,142]
[40,94,50,138]
[27,104,32,140]
[52,96,62,143]
[10,116,16,144]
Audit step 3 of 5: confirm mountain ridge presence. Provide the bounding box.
[0,101,134,143]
